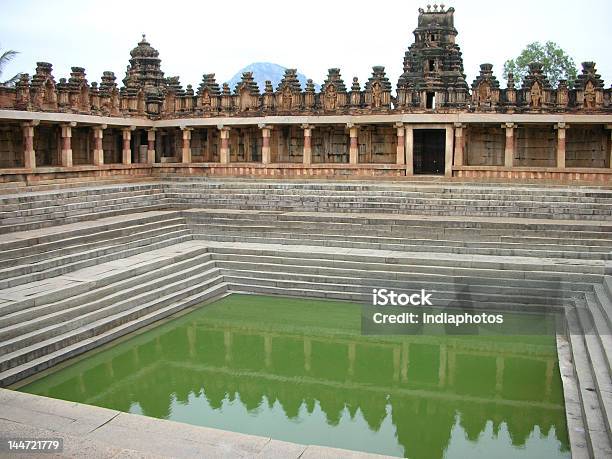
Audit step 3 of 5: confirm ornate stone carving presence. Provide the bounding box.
[320,68,347,112]
[521,62,551,110]
[365,66,392,110]
[471,63,500,109]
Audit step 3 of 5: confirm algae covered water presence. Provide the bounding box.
[20,294,570,458]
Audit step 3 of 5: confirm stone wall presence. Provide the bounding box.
[0,126,23,168]
[230,127,261,162]
[358,126,396,164]
[34,126,59,167]
[271,126,303,163]
[191,128,219,163]
[102,129,122,164]
[515,126,556,167]
[566,125,609,168]
[465,126,504,166]
[312,127,349,164]
[72,127,91,166]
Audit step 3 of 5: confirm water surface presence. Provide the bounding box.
[20,294,570,458]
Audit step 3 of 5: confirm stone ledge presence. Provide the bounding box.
[0,389,392,458]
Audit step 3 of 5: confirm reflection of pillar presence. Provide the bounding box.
[187,324,196,358]
[348,342,356,378]
[147,128,156,164]
[122,127,133,164]
[444,125,454,177]
[60,122,75,167]
[302,124,312,165]
[264,334,272,369]
[447,349,456,387]
[495,356,504,396]
[439,345,447,388]
[224,330,232,365]
[92,125,106,166]
[304,338,311,372]
[78,373,85,394]
[132,347,140,366]
[395,123,405,165]
[555,122,567,169]
[401,343,409,382]
[393,346,401,383]
[181,127,192,163]
[545,359,554,401]
[22,121,38,169]
[155,336,162,353]
[260,124,271,164]
[106,361,114,378]
[348,123,358,164]
[405,125,414,176]
[503,123,515,168]
[218,126,230,164]
[453,123,465,166]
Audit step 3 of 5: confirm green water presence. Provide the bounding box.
[20,294,570,458]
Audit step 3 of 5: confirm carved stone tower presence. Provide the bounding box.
[397,5,469,109]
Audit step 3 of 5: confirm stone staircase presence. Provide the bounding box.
[0,178,610,457]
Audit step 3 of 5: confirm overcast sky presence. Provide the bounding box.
[1,0,611,90]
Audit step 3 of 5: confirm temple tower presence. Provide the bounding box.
[397,5,468,109]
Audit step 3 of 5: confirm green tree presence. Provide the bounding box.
[503,41,577,88]
[0,47,21,87]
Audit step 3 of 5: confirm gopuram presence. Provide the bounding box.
[1,5,611,182]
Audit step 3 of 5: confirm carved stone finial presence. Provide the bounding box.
[433,4,438,12]
[427,4,431,11]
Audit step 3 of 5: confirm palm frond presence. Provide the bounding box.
[0,50,19,67]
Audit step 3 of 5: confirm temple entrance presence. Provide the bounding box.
[414,129,445,174]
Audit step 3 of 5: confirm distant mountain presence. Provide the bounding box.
[226,62,321,92]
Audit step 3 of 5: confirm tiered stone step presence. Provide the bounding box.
[185,209,612,261]
[0,212,191,290]
[0,241,227,386]
[164,180,612,220]
[0,183,168,234]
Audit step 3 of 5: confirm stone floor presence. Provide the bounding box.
[0,389,391,458]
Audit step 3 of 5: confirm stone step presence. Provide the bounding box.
[0,269,225,373]
[206,243,606,276]
[192,228,612,260]
[567,304,612,458]
[0,242,211,317]
[188,220,612,247]
[0,281,228,387]
[0,265,221,356]
[0,232,192,289]
[0,188,163,213]
[0,210,182,252]
[219,270,568,308]
[214,257,596,292]
[0,221,188,269]
[182,210,612,233]
[0,193,169,224]
[167,189,612,207]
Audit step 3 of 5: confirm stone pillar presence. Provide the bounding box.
[259,124,271,164]
[60,122,76,167]
[395,122,405,165]
[444,125,453,177]
[608,125,612,169]
[503,123,515,168]
[348,123,359,165]
[453,123,465,166]
[181,126,192,163]
[405,125,414,176]
[22,121,38,169]
[302,124,312,165]
[555,122,567,169]
[121,127,133,165]
[92,124,106,166]
[147,128,156,164]
[218,126,230,164]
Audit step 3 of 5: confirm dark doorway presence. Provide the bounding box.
[414,129,445,174]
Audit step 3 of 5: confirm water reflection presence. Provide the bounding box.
[21,294,570,458]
